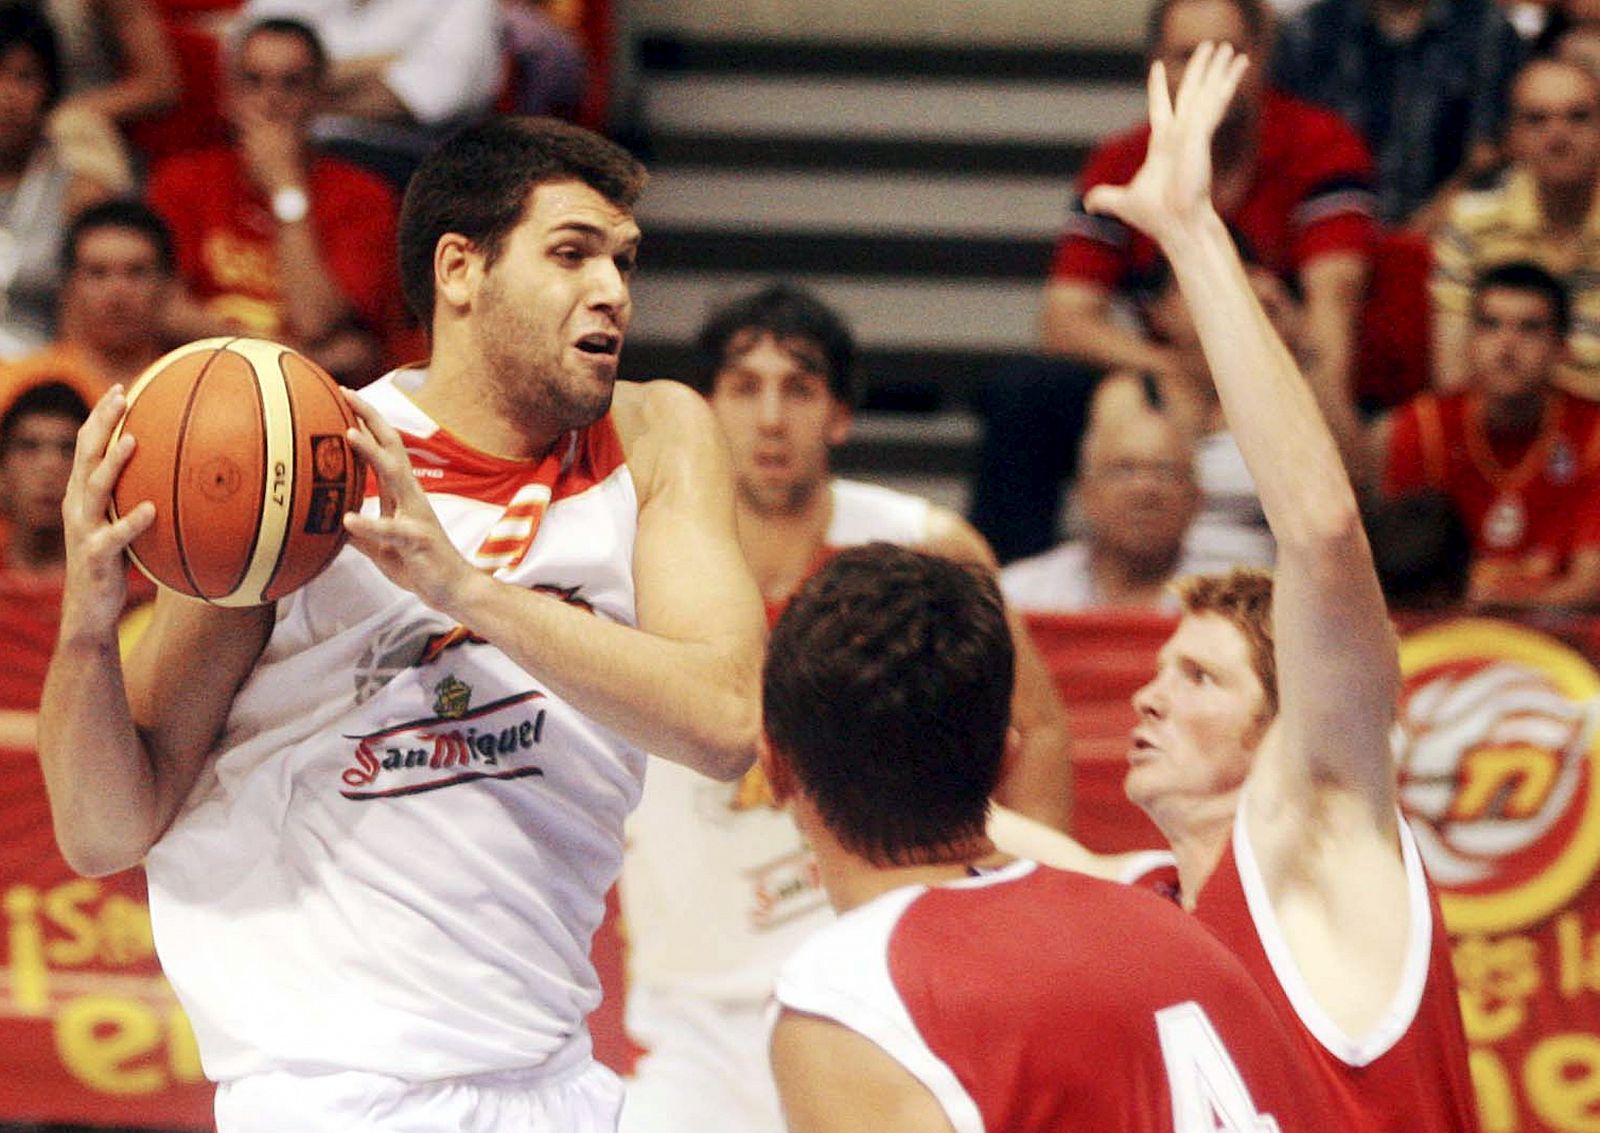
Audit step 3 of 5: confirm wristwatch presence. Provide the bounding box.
[270,185,309,224]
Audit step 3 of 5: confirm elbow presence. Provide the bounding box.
[703,700,760,782]
[1276,493,1370,565]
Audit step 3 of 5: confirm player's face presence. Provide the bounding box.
[1509,62,1600,190]
[1127,613,1267,823]
[708,331,849,516]
[472,179,639,436]
[228,30,321,131]
[66,227,168,353]
[0,412,77,533]
[1469,287,1564,402]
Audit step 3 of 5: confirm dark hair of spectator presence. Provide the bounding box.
[1363,491,1472,612]
[690,283,857,405]
[63,199,176,276]
[397,116,647,326]
[0,381,88,455]
[235,16,327,77]
[762,543,1013,867]
[1473,261,1572,338]
[1145,0,1271,54]
[0,4,62,109]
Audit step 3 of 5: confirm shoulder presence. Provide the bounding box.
[999,542,1088,612]
[1446,179,1519,234]
[1079,125,1153,186]
[309,155,400,207]
[1263,93,1373,174]
[610,378,726,490]
[148,146,232,189]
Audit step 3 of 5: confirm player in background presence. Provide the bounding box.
[618,284,1071,1133]
[763,542,1335,1133]
[38,116,765,1132]
[1084,42,1479,1132]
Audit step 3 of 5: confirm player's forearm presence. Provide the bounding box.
[37,632,163,876]
[440,571,761,780]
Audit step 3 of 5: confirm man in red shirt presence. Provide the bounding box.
[971,0,1379,563]
[1091,42,1480,1133]
[1382,261,1600,607]
[146,16,400,385]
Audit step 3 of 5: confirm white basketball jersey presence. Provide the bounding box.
[145,369,644,1083]
[621,478,930,1002]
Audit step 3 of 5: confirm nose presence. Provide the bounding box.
[1132,673,1164,719]
[587,257,629,315]
[756,383,785,430]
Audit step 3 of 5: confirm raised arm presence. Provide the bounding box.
[1085,45,1400,827]
[38,388,270,877]
[342,380,764,781]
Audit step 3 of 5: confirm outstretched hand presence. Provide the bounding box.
[1083,41,1248,245]
[340,390,478,616]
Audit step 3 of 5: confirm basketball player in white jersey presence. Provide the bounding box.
[39,117,766,1133]
[618,284,1072,1133]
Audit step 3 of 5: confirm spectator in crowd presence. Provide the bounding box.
[1532,0,1600,78]
[502,0,586,120]
[970,0,1377,563]
[619,283,1072,1133]
[1383,260,1600,607]
[1363,488,1473,610]
[237,0,502,189]
[0,4,123,360]
[0,198,173,419]
[1433,56,1600,396]
[1000,404,1242,613]
[146,16,400,386]
[1272,0,1524,229]
[760,544,1336,1133]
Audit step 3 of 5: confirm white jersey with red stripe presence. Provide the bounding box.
[145,368,645,1085]
[618,477,931,1133]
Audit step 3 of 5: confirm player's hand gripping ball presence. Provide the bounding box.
[107,337,366,606]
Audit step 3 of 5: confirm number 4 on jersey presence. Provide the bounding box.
[1156,1002,1283,1133]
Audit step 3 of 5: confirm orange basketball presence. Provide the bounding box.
[109,337,366,606]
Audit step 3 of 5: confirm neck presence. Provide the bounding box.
[1538,180,1597,234]
[1212,107,1260,182]
[1142,789,1239,911]
[813,832,1005,915]
[1483,388,1548,439]
[5,525,65,574]
[66,330,163,389]
[1087,542,1183,608]
[734,479,833,602]
[413,334,566,460]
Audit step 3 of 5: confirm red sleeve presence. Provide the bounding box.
[1384,400,1429,497]
[1048,132,1148,288]
[1287,110,1378,268]
[315,165,402,328]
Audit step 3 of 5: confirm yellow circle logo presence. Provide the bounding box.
[1396,618,1600,934]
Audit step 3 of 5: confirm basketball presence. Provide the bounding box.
[108,337,366,607]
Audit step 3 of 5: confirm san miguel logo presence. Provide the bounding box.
[340,682,548,801]
[1394,619,1600,934]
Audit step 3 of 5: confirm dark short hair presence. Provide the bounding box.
[63,198,176,275]
[398,115,648,325]
[1363,491,1472,612]
[0,4,62,108]
[1473,261,1572,337]
[690,283,857,405]
[0,380,88,455]
[763,543,1014,866]
[233,16,327,76]
[1145,0,1271,55]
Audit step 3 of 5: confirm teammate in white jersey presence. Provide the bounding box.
[39,116,766,1132]
[619,284,1071,1133]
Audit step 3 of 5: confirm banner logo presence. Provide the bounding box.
[1395,618,1600,933]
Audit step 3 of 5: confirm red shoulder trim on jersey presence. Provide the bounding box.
[554,412,627,504]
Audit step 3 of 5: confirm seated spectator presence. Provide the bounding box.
[1273,0,1524,230]
[502,0,585,120]
[0,5,123,359]
[1381,261,1600,607]
[238,0,503,189]
[971,0,1377,563]
[147,16,400,385]
[1001,402,1252,613]
[1434,56,1600,397]
[0,198,174,419]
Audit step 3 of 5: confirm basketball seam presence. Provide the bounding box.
[174,340,246,599]
[257,351,300,602]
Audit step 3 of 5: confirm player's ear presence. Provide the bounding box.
[825,400,852,448]
[758,733,797,805]
[434,232,482,312]
[998,726,1024,792]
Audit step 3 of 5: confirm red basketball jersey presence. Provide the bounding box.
[1194,818,1479,1133]
[775,861,1337,1133]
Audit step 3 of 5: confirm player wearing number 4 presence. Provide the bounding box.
[37,117,765,1132]
[1086,42,1479,1133]
[762,543,1334,1133]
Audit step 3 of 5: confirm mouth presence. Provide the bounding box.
[1127,732,1158,763]
[573,332,621,358]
